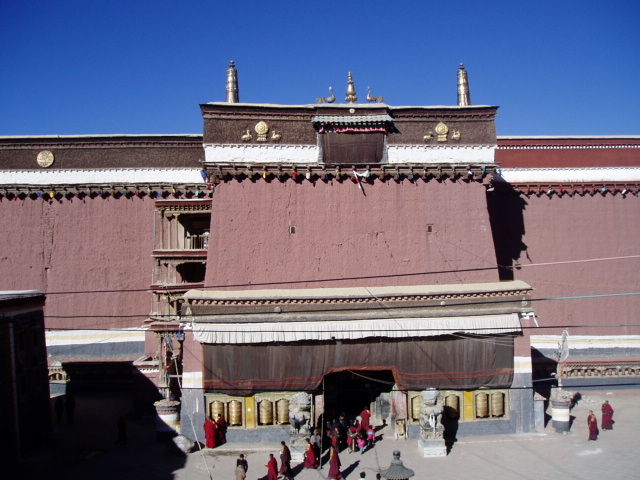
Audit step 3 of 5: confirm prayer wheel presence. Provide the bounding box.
[410,396,422,421]
[491,392,505,417]
[276,399,290,424]
[475,393,489,418]
[229,400,243,426]
[211,400,225,419]
[445,394,460,418]
[259,399,273,425]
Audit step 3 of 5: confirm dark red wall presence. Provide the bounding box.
[496,193,640,336]
[205,179,500,289]
[0,196,155,329]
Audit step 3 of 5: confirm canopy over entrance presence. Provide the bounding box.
[202,335,515,395]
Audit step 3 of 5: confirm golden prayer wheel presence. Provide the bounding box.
[475,393,489,418]
[445,394,460,419]
[259,399,273,425]
[211,400,225,419]
[491,392,505,417]
[411,396,422,421]
[276,399,290,424]
[229,400,243,426]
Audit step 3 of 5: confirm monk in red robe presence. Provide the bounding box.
[304,439,317,468]
[204,417,218,448]
[359,407,371,434]
[328,446,342,479]
[216,414,228,445]
[601,400,614,430]
[587,410,599,441]
[265,453,278,480]
[279,441,292,480]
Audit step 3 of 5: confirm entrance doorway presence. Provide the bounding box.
[322,369,395,420]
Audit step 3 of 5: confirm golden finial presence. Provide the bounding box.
[366,86,384,103]
[457,63,471,106]
[226,60,239,103]
[345,72,358,103]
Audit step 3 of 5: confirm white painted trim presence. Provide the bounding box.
[514,356,533,373]
[182,371,203,389]
[387,145,496,164]
[0,168,206,186]
[496,167,640,183]
[203,143,320,164]
[530,335,640,350]
[190,313,520,344]
[45,328,145,346]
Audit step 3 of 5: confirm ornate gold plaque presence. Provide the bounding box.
[36,150,55,168]
[435,122,449,142]
[254,121,269,141]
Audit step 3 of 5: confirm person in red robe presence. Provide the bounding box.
[279,441,292,480]
[587,410,599,441]
[359,407,371,434]
[304,439,317,468]
[347,423,358,453]
[216,414,228,445]
[328,446,342,479]
[601,400,614,430]
[265,453,278,480]
[204,417,218,448]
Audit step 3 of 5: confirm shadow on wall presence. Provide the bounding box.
[486,183,528,280]
[19,361,186,480]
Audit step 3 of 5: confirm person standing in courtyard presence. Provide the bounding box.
[237,454,248,474]
[601,400,614,430]
[359,406,371,434]
[328,446,342,479]
[279,441,292,480]
[304,439,317,468]
[216,413,228,445]
[587,410,599,441]
[265,453,278,480]
[204,416,218,448]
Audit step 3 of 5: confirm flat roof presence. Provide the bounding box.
[184,280,532,301]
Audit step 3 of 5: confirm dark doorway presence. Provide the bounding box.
[322,369,395,419]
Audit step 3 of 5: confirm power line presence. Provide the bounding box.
[26,253,640,297]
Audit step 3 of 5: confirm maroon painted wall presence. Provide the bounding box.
[509,194,640,336]
[205,179,500,289]
[0,196,155,329]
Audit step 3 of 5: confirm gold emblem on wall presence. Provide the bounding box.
[241,130,253,142]
[435,122,449,142]
[451,129,461,140]
[254,121,269,142]
[36,150,55,168]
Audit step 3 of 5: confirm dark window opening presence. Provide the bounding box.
[176,262,206,283]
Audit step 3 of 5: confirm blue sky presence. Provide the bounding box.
[1,0,638,136]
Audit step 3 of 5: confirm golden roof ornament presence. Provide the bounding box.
[226,60,239,103]
[316,86,336,104]
[457,63,471,106]
[345,72,358,103]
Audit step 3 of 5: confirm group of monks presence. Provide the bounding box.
[203,413,228,448]
[265,441,293,480]
[587,400,615,441]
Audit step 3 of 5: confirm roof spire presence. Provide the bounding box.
[226,60,239,103]
[457,63,471,106]
[345,72,358,103]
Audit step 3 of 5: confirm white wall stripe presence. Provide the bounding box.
[0,168,205,186]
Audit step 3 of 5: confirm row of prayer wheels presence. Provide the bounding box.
[210,400,243,426]
[410,392,505,420]
[475,392,505,418]
[258,398,290,425]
